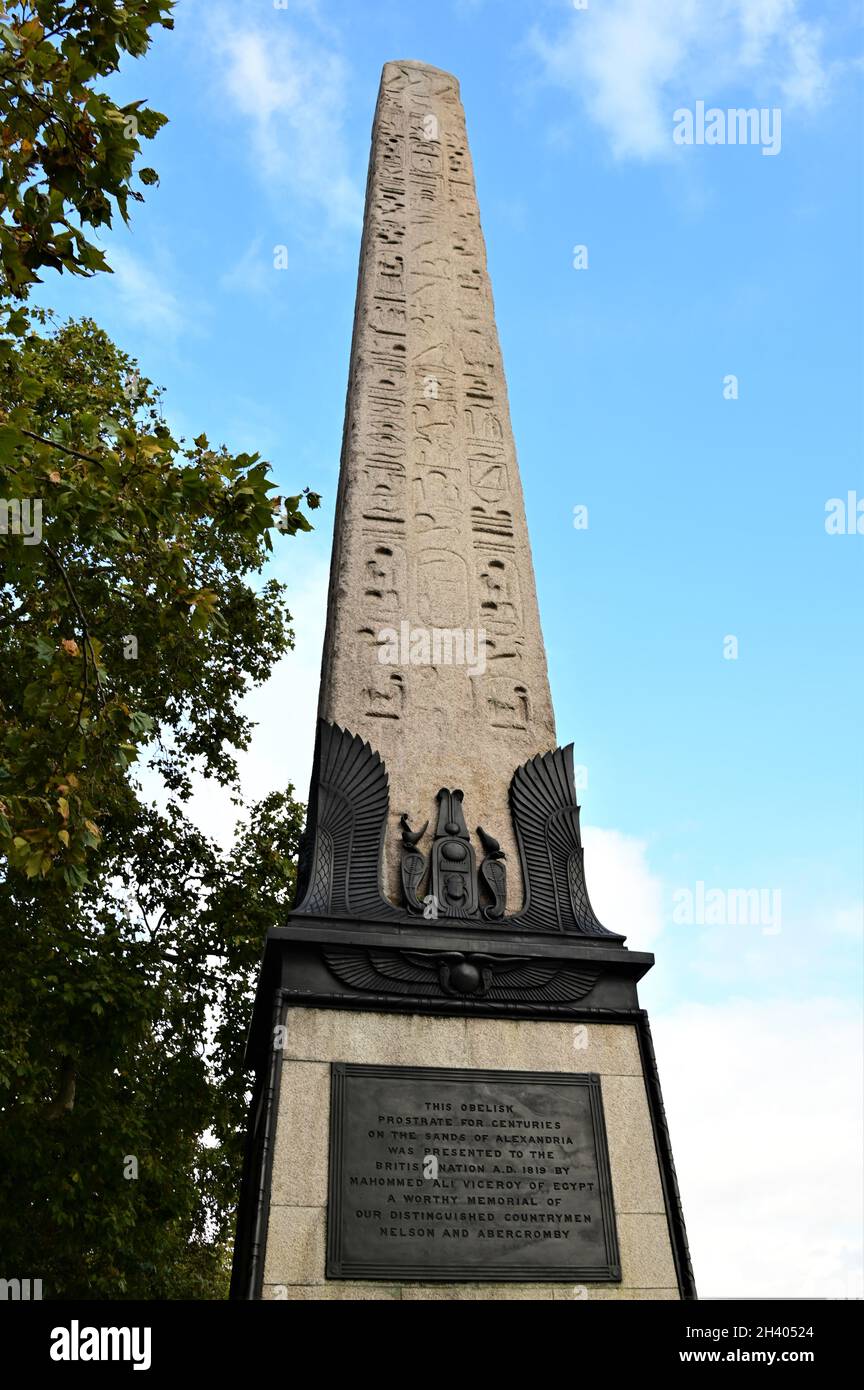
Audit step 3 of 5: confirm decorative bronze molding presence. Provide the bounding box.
[323,945,601,1004]
[398,812,428,913]
[293,720,400,920]
[430,788,479,917]
[477,824,506,919]
[508,744,617,937]
[399,792,507,920]
[294,719,622,940]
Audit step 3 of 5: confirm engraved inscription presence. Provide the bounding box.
[327,1064,621,1281]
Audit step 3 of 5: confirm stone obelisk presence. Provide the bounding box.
[231,61,694,1304]
[320,60,555,909]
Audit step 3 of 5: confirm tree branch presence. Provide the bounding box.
[20,429,106,468]
[43,542,106,707]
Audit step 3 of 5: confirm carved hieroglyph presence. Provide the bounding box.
[318,61,556,909]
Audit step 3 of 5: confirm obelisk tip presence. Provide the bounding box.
[380,59,461,91]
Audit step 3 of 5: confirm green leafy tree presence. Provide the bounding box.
[0,314,316,879]
[0,790,304,1298]
[0,318,316,1296]
[0,1,318,1298]
[0,0,174,301]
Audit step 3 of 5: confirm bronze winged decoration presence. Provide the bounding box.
[293,720,400,919]
[323,946,601,1003]
[507,744,621,937]
[293,720,622,939]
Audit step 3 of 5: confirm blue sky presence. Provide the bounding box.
[38,0,862,1299]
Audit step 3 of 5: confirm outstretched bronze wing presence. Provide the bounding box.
[479,955,601,1001]
[293,719,399,918]
[323,948,440,994]
[508,745,623,938]
[322,947,601,1004]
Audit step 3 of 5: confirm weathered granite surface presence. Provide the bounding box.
[263,1010,679,1300]
[319,60,557,909]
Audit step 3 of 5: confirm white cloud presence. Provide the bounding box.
[582,825,666,946]
[220,235,275,296]
[529,0,832,160]
[829,901,864,939]
[205,7,362,232]
[182,557,329,848]
[107,246,186,336]
[654,996,863,1298]
[275,0,323,14]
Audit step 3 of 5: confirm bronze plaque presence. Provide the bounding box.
[326,1063,620,1281]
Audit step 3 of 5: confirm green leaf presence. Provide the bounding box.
[0,425,22,464]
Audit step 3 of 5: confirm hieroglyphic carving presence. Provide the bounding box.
[469,451,508,502]
[361,669,405,721]
[319,61,558,910]
[461,325,497,370]
[416,548,469,627]
[483,635,523,672]
[464,403,504,443]
[471,505,513,539]
[362,539,405,615]
[409,235,451,281]
[374,201,405,241]
[379,129,404,181]
[370,299,406,336]
[486,678,531,731]
[414,468,461,535]
[362,465,405,522]
[375,254,405,298]
[475,551,522,633]
[412,397,457,448]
